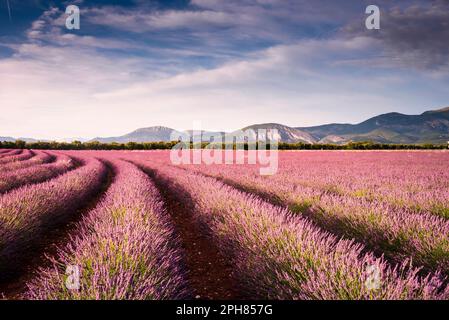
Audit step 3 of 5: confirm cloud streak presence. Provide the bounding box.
[5,0,12,21]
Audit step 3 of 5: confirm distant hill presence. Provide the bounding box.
[90,124,317,144]
[297,107,449,144]
[237,123,317,144]
[0,136,42,143]
[91,126,185,143]
[0,137,15,142]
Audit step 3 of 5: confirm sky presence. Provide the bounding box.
[0,0,448,140]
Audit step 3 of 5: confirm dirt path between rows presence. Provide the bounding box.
[0,158,115,299]
[140,165,242,300]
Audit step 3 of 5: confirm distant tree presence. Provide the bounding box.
[15,140,26,149]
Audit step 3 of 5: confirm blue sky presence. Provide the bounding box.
[0,0,448,139]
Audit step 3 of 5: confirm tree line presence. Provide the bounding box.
[0,140,447,150]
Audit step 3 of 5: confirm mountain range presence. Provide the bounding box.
[91,107,449,145]
[2,107,449,145]
[297,106,449,144]
[0,136,40,143]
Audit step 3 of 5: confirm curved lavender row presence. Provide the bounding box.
[0,156,108,277]
[0,149,22,158]
[0,150,54,173]
[0,153,76,194]
[181,151,449,218]
[275,152,449,218]
[26,160,187,300]
[135,161,448,300]
[0,149,34,164]
[279,151,449,188]
[185,163,449,275]
[0,149,14,155]
[280,175,449,219]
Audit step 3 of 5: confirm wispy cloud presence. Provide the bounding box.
[342,0,449,71]
[5,0,12,21]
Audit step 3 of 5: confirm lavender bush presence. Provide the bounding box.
[0,149,34,164]
[0,153,76,194]
[0,150,54,173]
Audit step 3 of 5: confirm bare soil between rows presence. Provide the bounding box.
[141,166,243,300]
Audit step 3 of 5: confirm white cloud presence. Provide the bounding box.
[82,1,351,43]
[85,7,235,32]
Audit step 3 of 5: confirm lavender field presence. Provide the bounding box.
[0,149,448,300]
